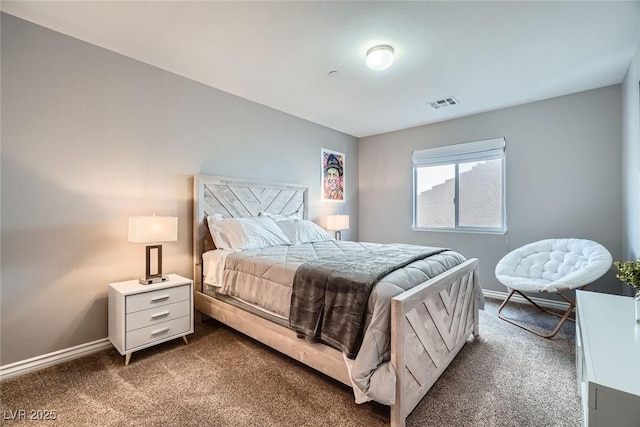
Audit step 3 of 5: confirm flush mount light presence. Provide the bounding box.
[365,45,395,70]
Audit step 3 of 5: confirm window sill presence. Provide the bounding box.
[411,227,507,235]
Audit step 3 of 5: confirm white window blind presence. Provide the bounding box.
[412,137,505,166]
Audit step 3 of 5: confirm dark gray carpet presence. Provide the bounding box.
[0,299,581,426]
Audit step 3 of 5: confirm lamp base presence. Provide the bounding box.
[139,276,169,285]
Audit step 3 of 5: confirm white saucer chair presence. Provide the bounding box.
[495,238,612,338]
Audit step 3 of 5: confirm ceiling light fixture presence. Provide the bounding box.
[365,45,395,71]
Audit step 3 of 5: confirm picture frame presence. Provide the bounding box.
[321,148,345,202]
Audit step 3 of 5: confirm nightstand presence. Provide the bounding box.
[108,273,194,365]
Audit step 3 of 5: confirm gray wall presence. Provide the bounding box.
[621,42,640,290]
[0,14,358,365]
[359,86,622,298]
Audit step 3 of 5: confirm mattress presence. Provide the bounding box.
[202,240,474,405]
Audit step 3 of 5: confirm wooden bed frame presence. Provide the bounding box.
[193,175,480,427]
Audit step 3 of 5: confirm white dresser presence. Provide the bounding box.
[108,274,194,365]
[576,290,640,427]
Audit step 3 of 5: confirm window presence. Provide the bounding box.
[412,137,506,233]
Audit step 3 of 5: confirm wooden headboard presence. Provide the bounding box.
[193,175,308,291]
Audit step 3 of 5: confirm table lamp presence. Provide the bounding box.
[327,214,349,240]
[128,215,178,284]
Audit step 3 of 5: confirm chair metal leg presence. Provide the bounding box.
[497,286,586,338]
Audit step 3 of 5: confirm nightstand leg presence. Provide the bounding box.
[182,336,189,345]
[125,353,132,366]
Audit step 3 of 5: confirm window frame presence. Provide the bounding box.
[411,137,507,234]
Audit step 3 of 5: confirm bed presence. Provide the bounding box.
[193,175,480,427]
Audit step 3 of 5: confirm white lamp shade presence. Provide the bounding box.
[128,216,178,243]
[327,214,349,231]
[365,45,395,70]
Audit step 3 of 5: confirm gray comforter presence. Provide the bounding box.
[213,240,473,405]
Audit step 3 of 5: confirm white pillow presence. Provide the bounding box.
[207,216,291,251]
[275,219,335,245]
[206,214,230,250]
[258,211,302,221]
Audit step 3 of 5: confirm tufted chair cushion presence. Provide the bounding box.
[495,238,612,293]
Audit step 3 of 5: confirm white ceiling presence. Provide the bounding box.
[3,1,640,137]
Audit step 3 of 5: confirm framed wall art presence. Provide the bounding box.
[321,148,345,202]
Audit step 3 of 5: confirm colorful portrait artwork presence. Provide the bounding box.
[321,149,345,202]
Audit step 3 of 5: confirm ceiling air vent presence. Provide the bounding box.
[429,96,459,110]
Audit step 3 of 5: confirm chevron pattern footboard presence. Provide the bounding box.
[390,258,479,427]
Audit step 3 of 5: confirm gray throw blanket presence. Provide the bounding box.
[289,244,448,358]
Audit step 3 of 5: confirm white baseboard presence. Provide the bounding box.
[482,289,571,311]
[0,338,112,381]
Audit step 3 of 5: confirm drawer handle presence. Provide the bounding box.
[151,327,170,336]
[151,311,170,319]
[150,295,170,302]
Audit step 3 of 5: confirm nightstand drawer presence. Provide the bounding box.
[126,315,190,350]
[126,300,191,332]
[126,284,190,313]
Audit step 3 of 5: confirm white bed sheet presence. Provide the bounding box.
[202,249,233,288]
